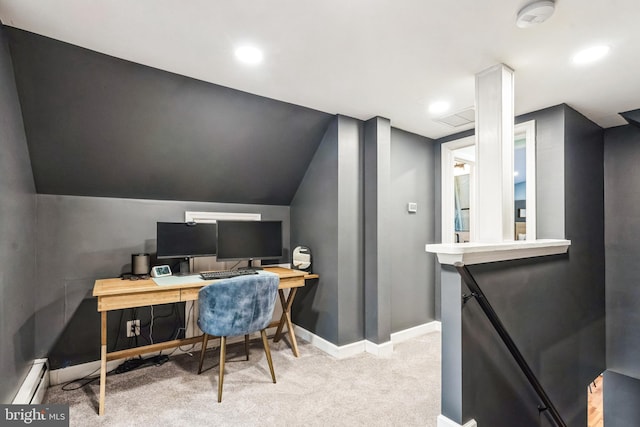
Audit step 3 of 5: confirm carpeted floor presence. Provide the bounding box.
[45,331,441,426]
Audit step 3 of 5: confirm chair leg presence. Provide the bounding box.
[198,334,209,374]
[218,336,226,403]
[244,334,250,361]
[261,329,276,383]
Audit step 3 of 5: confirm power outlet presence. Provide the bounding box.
[126,319,140,337]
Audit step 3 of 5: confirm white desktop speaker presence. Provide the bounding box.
[292,246,312,272]
[132,253,150,275]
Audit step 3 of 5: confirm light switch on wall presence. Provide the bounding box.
[407,202,417,213]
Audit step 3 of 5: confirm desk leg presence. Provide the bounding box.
[99,311,107,416]
[273,288,299,357]
[273,290,287,341]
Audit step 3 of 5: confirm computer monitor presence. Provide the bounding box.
[156,222,217,259]
[216,220,283,262]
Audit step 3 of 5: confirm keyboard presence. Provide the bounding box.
[200,270,258,280]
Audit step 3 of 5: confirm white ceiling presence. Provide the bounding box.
[1,0,639,139]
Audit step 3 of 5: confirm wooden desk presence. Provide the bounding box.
[93,266,312,416]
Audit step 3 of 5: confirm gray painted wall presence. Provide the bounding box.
[463,256,604,426]
[516,105,566,239]
[439,105,605,426]
[603,370,640,426]
[473,106,604,426]
[433,142,442,320]
[440,266,465,423]
[433,106,568,320]
[604,123,640,424]
[5,22,439,361]
[292,116,437,347]
[290,116,365,346]
[336,116,365,345]
[6,26,332,205]
[36,194,290,368]
[604,124,640,379]
[389,128,436,331]
[436,105,567,239]
[364,117,392,344]
[0,22,37,403]
[290,118,340,342]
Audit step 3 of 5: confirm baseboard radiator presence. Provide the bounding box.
[12,359,49,404]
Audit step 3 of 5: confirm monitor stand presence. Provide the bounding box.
[174,257,193,276]
[239,259,262,271]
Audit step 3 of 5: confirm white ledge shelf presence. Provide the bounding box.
[425,239,571,265]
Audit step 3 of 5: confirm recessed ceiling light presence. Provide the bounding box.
[514,171,519,177]
[572,45,610,65]
[235,45,264,65]
[428,100,451,115]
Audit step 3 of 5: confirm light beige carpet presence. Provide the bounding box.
[45,331,441,426]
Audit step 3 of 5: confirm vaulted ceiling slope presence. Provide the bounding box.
[6,27,333,205]
[620,109,640,129]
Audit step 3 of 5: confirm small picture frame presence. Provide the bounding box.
[518,208,526,218]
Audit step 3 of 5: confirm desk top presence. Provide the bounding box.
[93,266,309,297]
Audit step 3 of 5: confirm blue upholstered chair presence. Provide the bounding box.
[197,271,280,402]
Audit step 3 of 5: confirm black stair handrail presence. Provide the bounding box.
[454,262,567,427]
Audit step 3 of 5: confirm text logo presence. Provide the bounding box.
[1,405,68,426]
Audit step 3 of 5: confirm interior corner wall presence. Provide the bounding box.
[35,194,290,368]
[290,115,364,346]
[604,123,640,424]
[290,118,340,342]
[0,22,37,403]
[433,142,442,320]
[389,128,436,331]
[337,116,365,345]
[364,117,392,344]
[604,123,640,379]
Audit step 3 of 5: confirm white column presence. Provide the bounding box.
[474,64,515,242]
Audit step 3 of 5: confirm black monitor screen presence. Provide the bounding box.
[156,222,217,259]
[216,220,283,261]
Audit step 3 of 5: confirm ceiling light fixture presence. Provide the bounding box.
[234,45,264,65]
[428,100,451,115]
[572,45,610,65]
[516,0,555,28]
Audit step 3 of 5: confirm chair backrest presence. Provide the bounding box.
[197,271,279,337]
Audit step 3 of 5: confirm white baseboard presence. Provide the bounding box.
[294,321,441,359]
[364,321,441,356]
[364,340,394,356]
[13,358,49,404]
[391,320,441,344]
[293,325,365,359]
[51,321,442,384]
[437,414,477,427]
[50,359,122,386]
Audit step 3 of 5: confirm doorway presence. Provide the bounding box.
[440,120,536,243]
